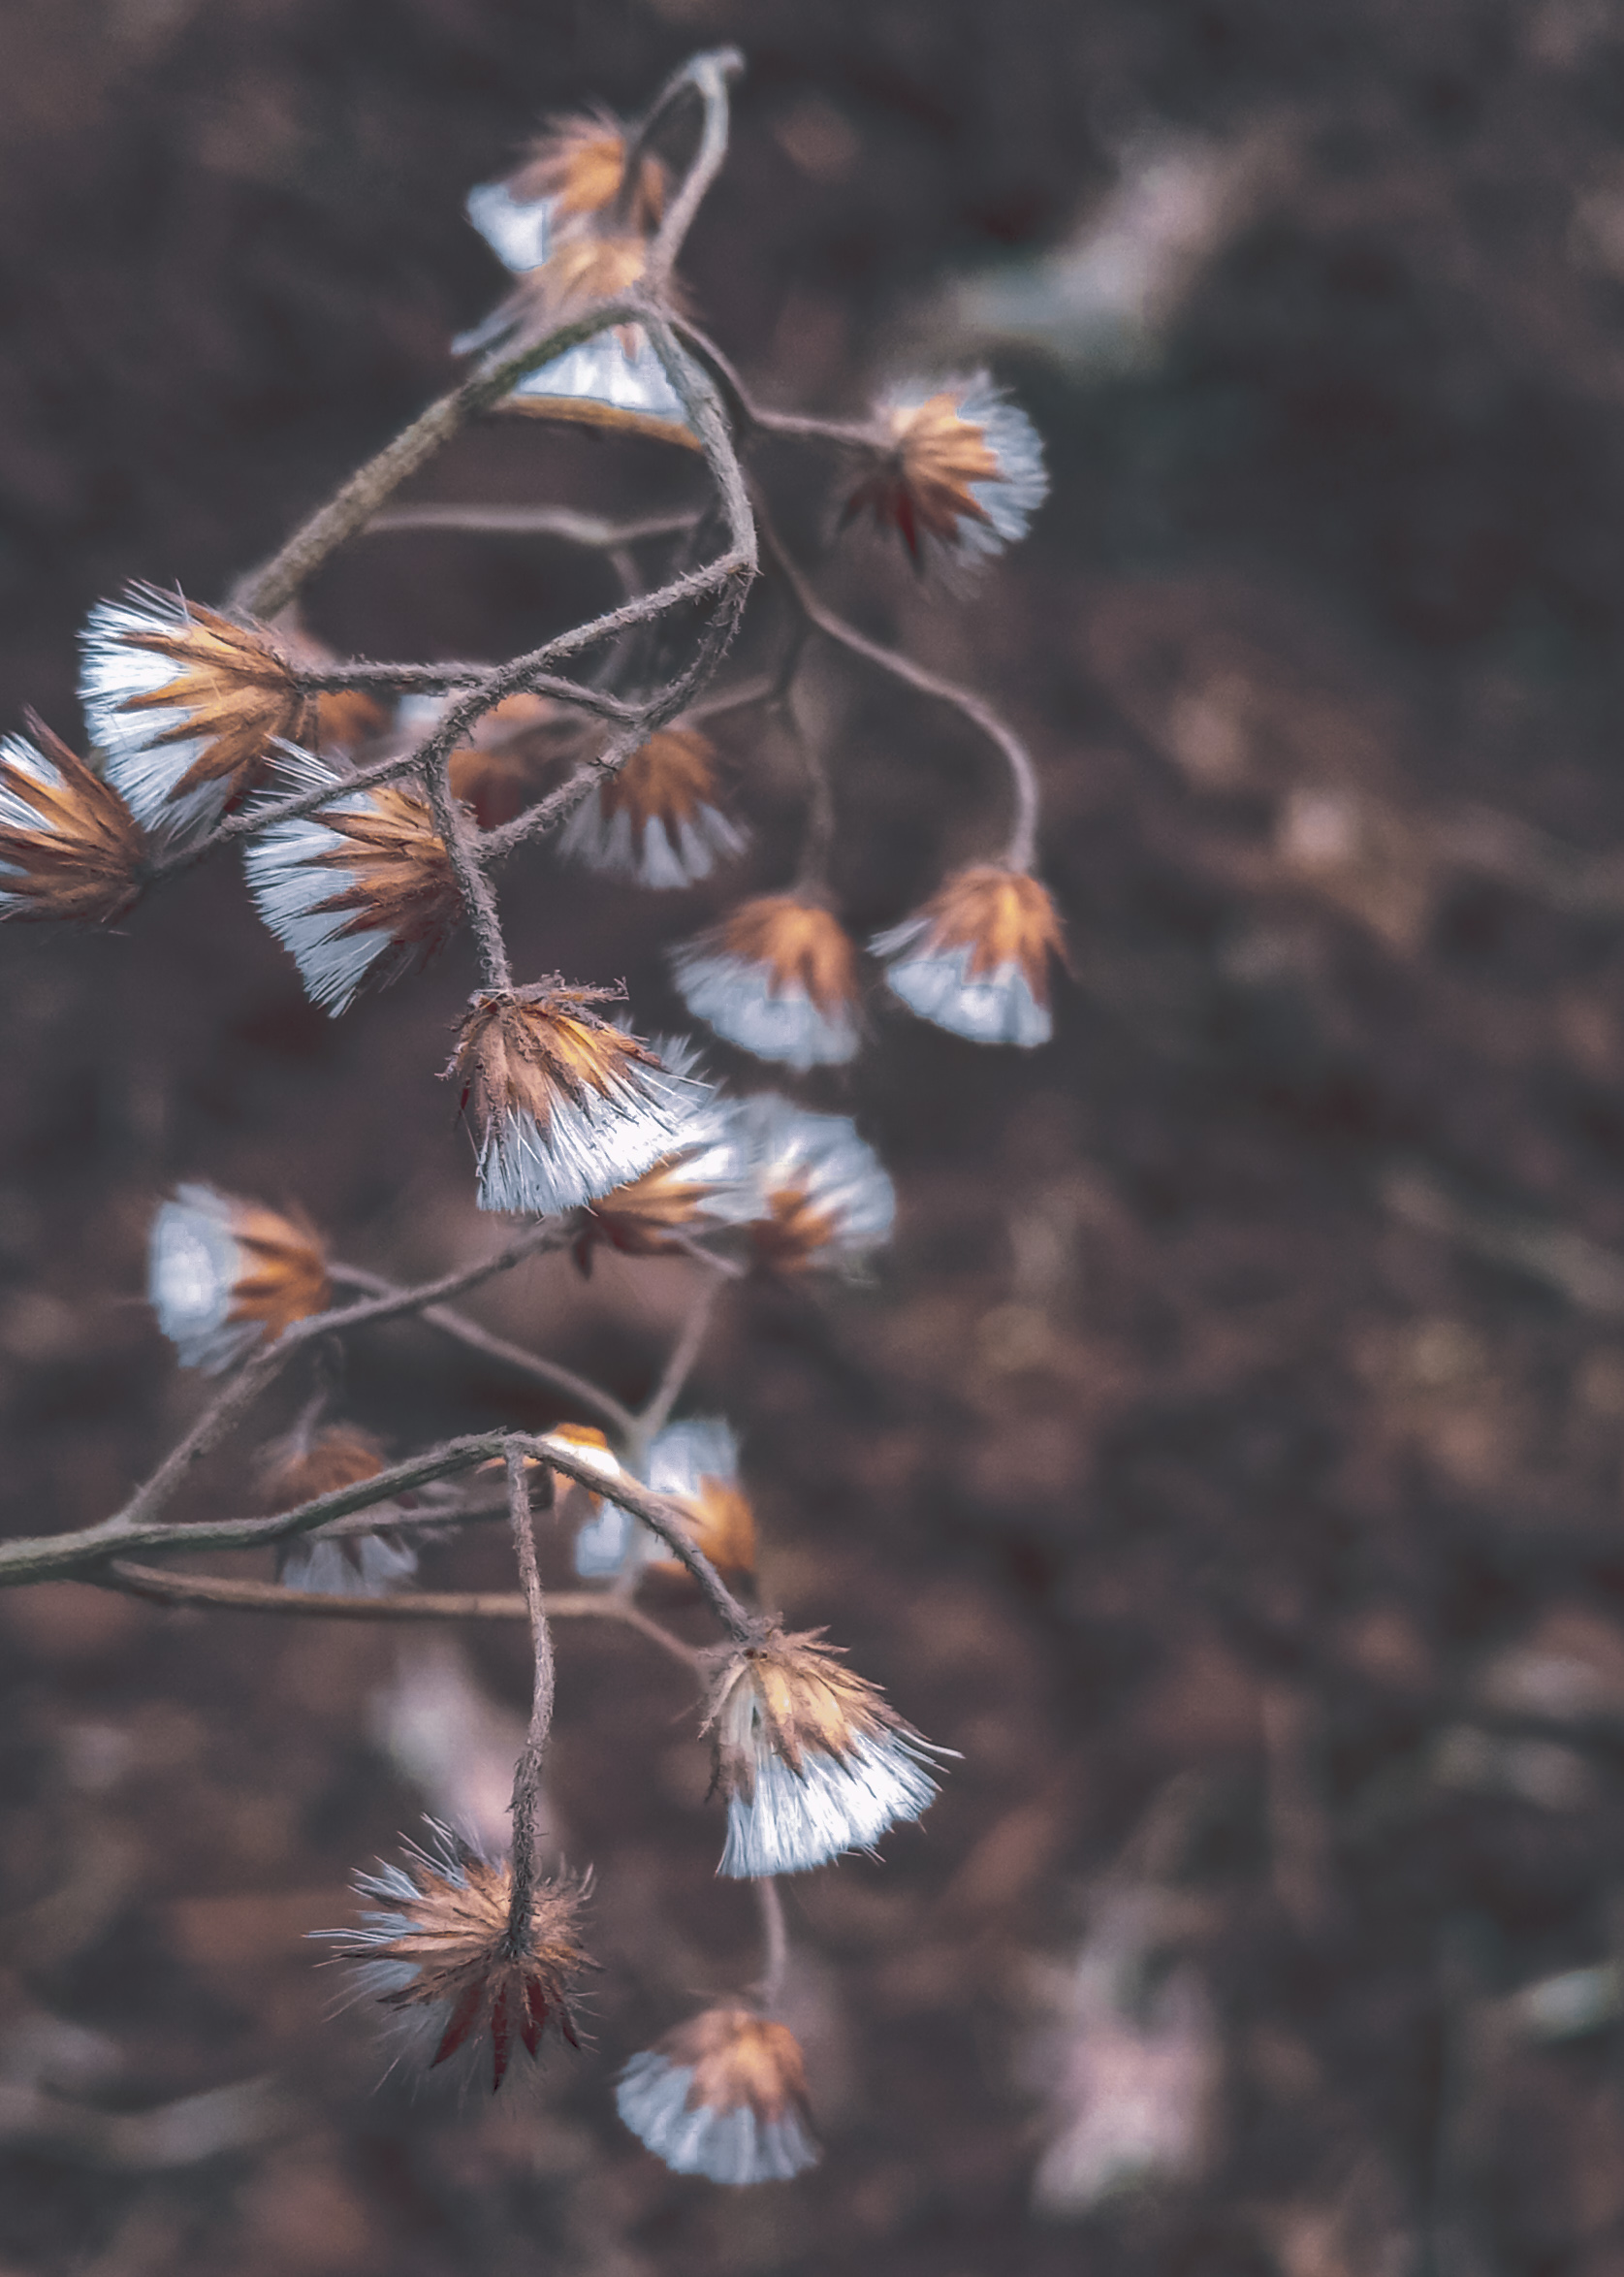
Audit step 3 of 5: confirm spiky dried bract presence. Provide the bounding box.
[726,1095,896,1275]
[576,1036,747,1272]
[322,1822,589,2094]
[618,2009,819,2184]
[707,1627,942,1877]
[242,750,460,1015]
[147,1183,330,1373]
[261,1426,419,1597]
[0,722,143,923]
[872,866,1064,1047]
[559,728,747,888]
[846,374,1049,573]
[467,112,665,276]
[449,986,698,1217]
[645,1418,756,1579]
[80,587,312,836]
[671,897,861,1070]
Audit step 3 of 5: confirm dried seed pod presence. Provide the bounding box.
[706,1626,944,1877]
[871,866,1065,1046]
[724,1095,895,1275]
[466,111,666,276]
[671,897,861,1071]
[0,719,144,924]
[644,1419,756,1580]
[448,984,698,1216]
[243,750,460,1014]
[574,1036,745,1274]
[844,373,1048,573]
[147,1185,330,1373]
[559,728,746,888]
[260,1425,430,1598]
[618,2008,819,2184]
[80,586,312,836]
[320,1821,591,2093]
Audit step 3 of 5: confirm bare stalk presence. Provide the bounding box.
[233,300,643,620]
[97,1563,702,1665]
[423,750,512,989]
[360,504,701,547]
[624,49,745,294]
[504,1446,556,1940]
[753,494,1041,872]
[327,1263,635,1439]
[753,1877,788,2009]
[634,1270,724,1456]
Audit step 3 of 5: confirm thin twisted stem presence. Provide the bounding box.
[504,1446,555,1937]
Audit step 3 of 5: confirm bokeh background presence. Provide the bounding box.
[9,0,1624,2270]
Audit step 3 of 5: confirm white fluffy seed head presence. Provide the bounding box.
[671,948,859,1071]
[80,593,220,838]
[879,940,1052,1045]
[718,1727,941,1878]
[557,791,746,888]
[146,1183,254,1372]
[717,1095,896,1270]
[617,2052,820,2185]
[242,752,388,1015]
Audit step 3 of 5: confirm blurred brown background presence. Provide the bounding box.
[10,0,1624,2270]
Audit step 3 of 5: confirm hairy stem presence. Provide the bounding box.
[424,750,512,989]
[753,494,1041,871]
[504,1446,555,1941]
[327,1264,635,1439]
[753,1877,788,2009]
[233,301,643,620]
[98,1563,700,1666]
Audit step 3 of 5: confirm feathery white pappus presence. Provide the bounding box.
[707,1628,946,1878]
[847,374,1049,575]
[872,867,1064,1048]
[725,1095,895,1274]
[0,723,143,924]
[618,2009,820,2185]
[79,587,306,839]
[147,1184,330,1373]
[506,334,698,445]
[557,727,746,889]
[450,987,701,1218]
[671,897,861,1071]
[242,750,457,1016]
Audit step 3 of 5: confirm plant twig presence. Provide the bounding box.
[93,1562,702,1666]
[504,1446,555,1931]
[753,1876,788,2009]
[327,1263,635,1438]
[635,1270,724,1454]
[752,492,1041,871]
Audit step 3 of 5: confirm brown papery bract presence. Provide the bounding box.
[304,784,460,955]
[0,719,144,923]
[846,393,1001,563]
[507,112,667,232]
[111,593,312,807]
[449,984,664,1138]
[716,897,858,1015]
[227,1202,332,1335]
[914,866,1066,994]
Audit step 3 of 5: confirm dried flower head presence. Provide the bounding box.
[466,112,665,276]
[645,1418,756,1580]
[559,728,747,888]
[147,1183,330,1373]
[320,1821,590,2093]
[503,331,699,448]
[845,374,1048,573]
[618,2008,819,2184]
[672,897,861,1070]
[449,985,699,1217]
[80,587,312,837]
[706,1626,943,1877]
[574,1036,746,1274]
[872,866,1064,1047]
[539,1421,627,1578]
[261,1426,419,1597]
[243,751,460,1015]
[727,1095,896,1275]
[0,720,144,924]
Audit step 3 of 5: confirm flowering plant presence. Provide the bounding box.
[0,49,1059,2185]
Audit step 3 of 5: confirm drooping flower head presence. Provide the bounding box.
[502,328,699,448]
[559,728,747,889]
[261,1425,420,1597]
[644,1418,756,1580]
[0,720,144,924]
[618,2008,819,2184]
[671,897,861,1071]
[243,750,460,1015]
[448,984,699,1217]
[319,1821,590,2093]
[726,1096,896,1276]
[872,866,1064,1047]
[844,374,1048,573]
[574,1035,747,1275]
[705,1626,943,1877]
[147,1184,330,1373]
[466,112,666,277]
[542,1424,642,1580]
[80,587,312,837]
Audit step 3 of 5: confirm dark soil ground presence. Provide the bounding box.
[10,2,1624,2272]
